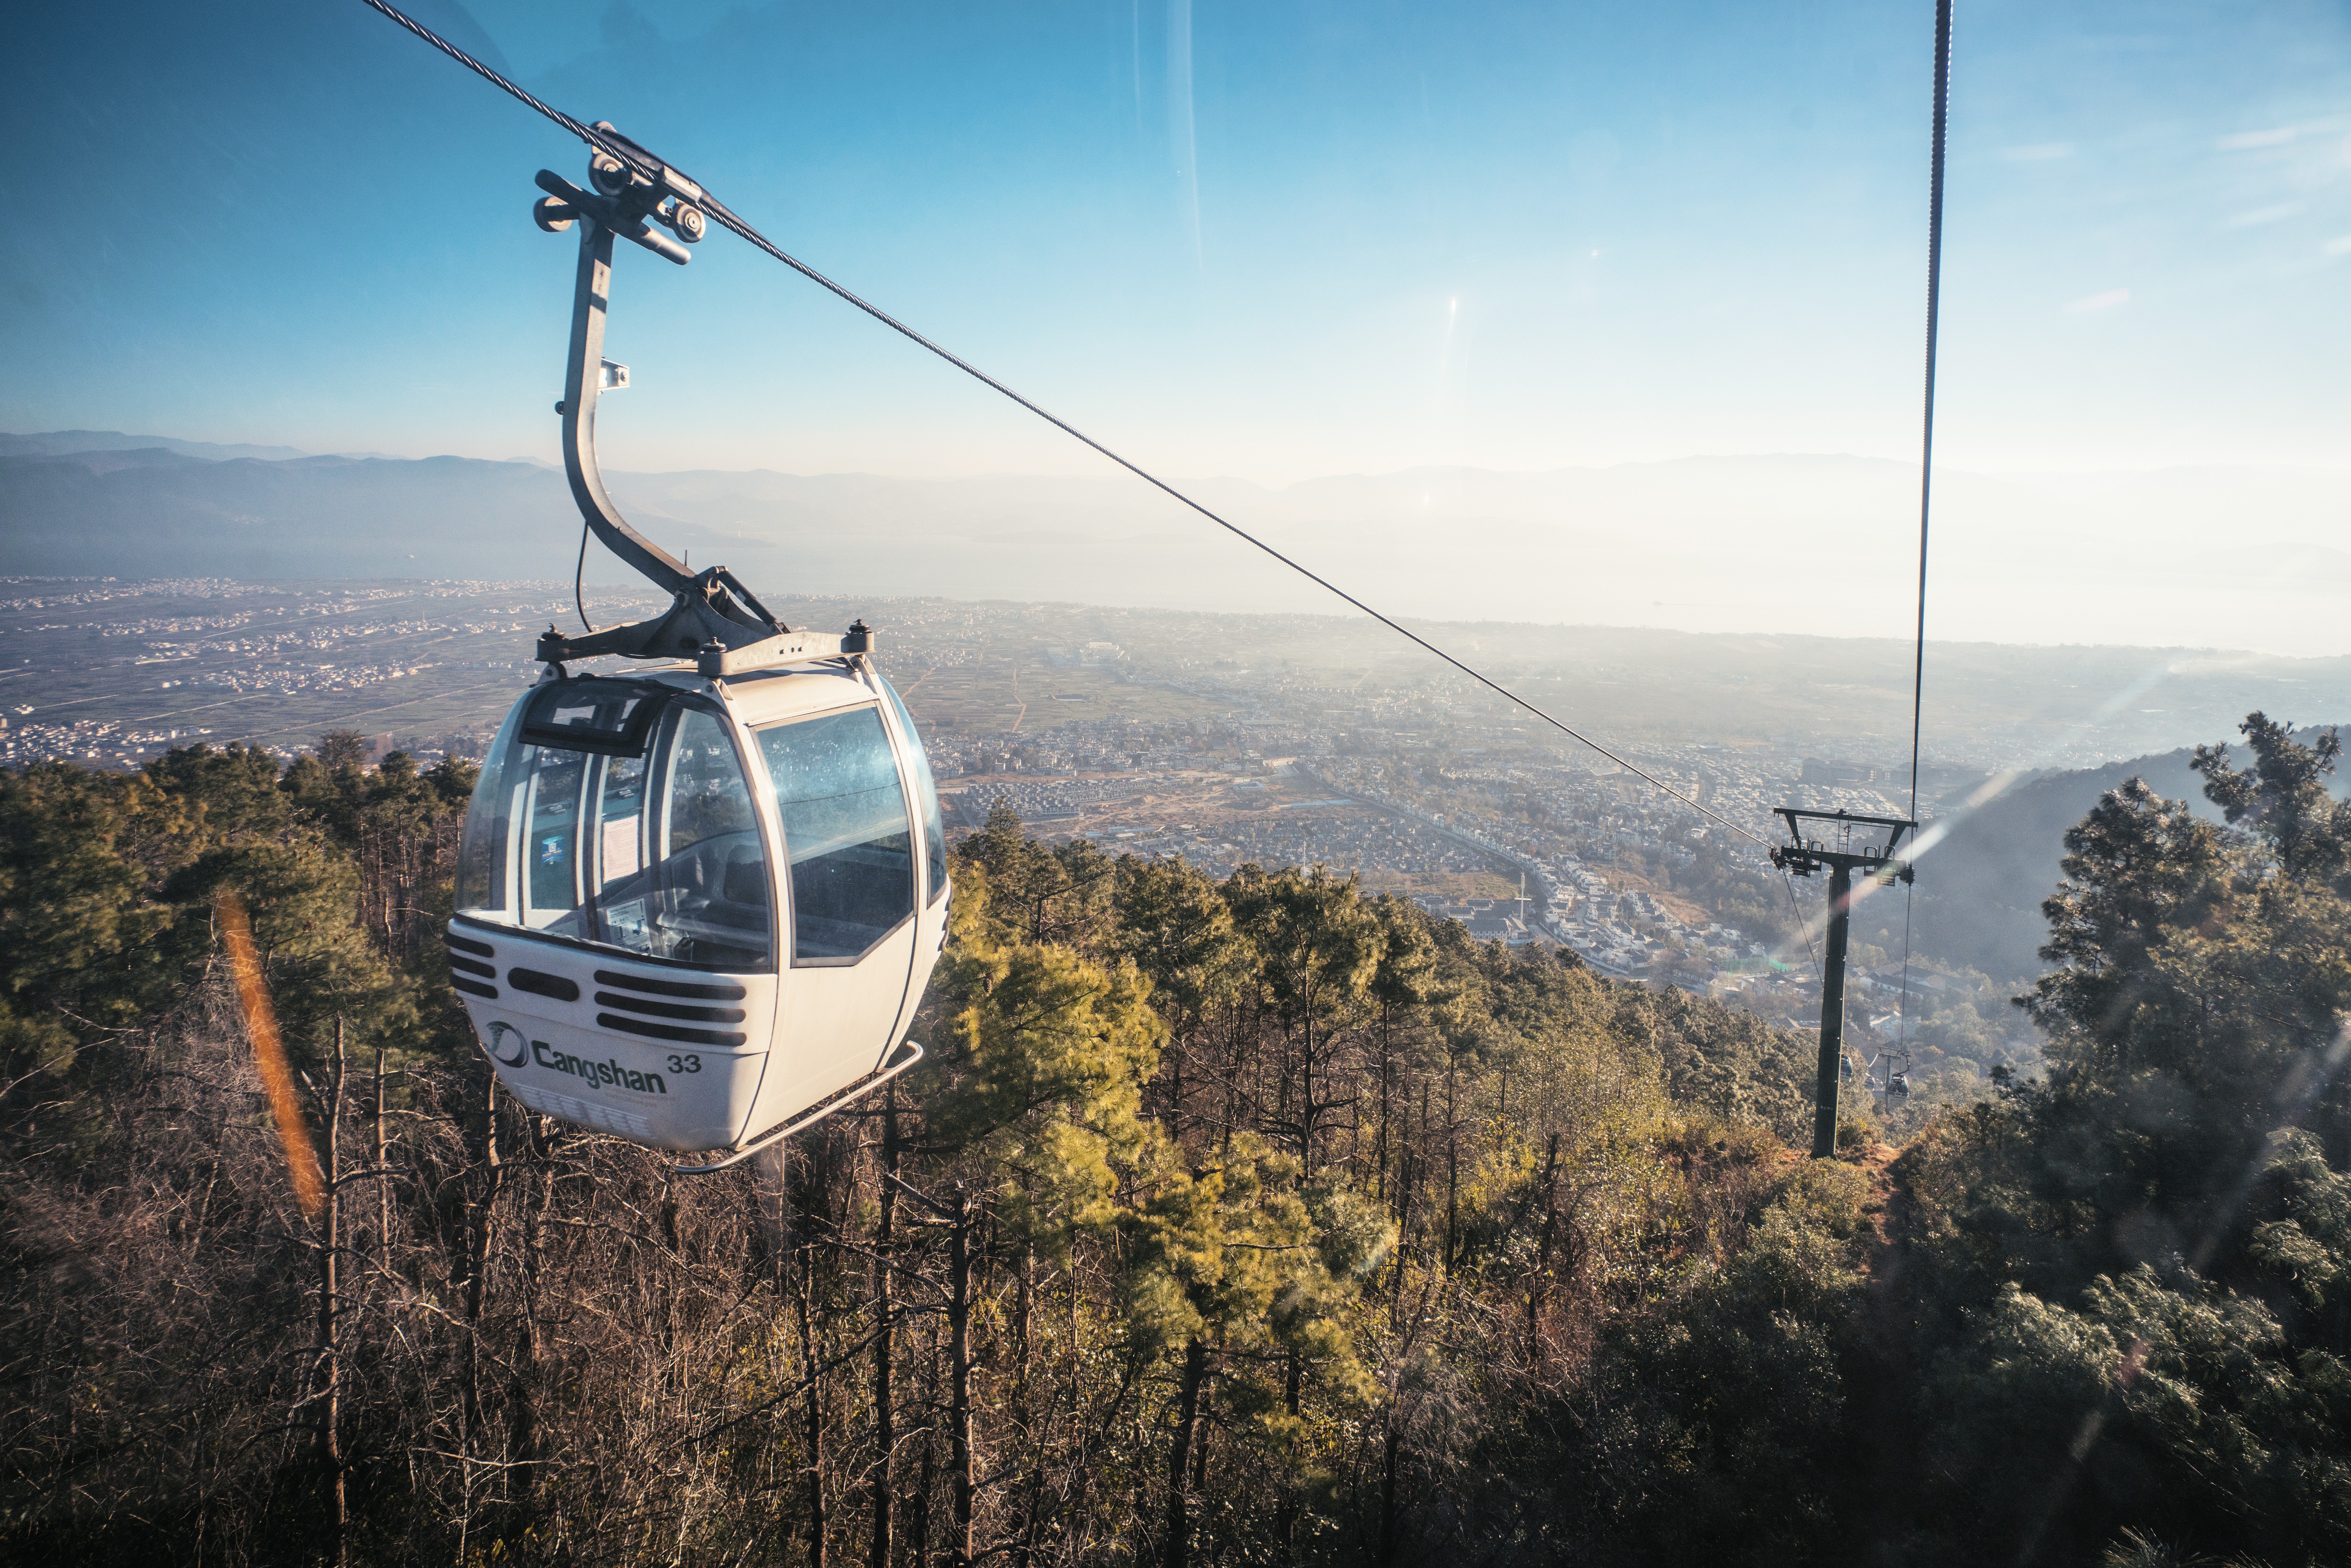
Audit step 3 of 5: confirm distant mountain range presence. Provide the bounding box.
[0,430,321,463]
[0,444,574,580]
[2,431,2344,655]
[0,429,534,469]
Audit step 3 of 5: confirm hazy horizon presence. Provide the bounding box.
[10,430,2345,656]
[21,426,2351,482]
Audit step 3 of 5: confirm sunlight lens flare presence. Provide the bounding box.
[216,889,326,1220]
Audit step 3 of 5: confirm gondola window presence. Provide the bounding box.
[456,684,773,969]
[756,706,916,962]
[882,678,948,905]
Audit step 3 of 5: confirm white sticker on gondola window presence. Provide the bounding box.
[601,815,641,875]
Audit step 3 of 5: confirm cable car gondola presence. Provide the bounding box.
[445,137,947,1172]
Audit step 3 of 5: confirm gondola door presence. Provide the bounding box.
[751,701,924,1122]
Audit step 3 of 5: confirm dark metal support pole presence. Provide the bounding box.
[560,221,696,594]
[1811,862,1853,1159]
[1774,812,1912,1159]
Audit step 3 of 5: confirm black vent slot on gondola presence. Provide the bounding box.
[508,968,582,1002]
[594,969,747,1002]
[595,991,746,1024]
[447,953,496,980]
[446,931,495,958]
[452,978,498,1000]
[597,1012,748,1048]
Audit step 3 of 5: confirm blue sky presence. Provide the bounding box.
[3,0,2346,482]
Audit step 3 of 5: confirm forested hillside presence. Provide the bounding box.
[1893,732,2348,988]
[3,716,2349,1565]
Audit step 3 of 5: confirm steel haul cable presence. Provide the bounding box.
[1896,0,1954,1062]
[352,0,1769,851]
[1911,0,1951,824]
[1782,866,1823,981]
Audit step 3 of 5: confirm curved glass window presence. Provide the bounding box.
[755,705,915,963]
[454,699,523,919]
[879,674,949,905]
[454,679,770,969]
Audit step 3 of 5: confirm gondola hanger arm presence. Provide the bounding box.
[530,140,875,675]
[539,170,697,600]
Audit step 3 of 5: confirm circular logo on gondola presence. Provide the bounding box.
[485,1020,530,1068]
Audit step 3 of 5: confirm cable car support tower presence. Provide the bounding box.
[1771,811,1915,1159]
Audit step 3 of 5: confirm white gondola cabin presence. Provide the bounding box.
[441,138,960,1166]
[447,658,949,1165]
